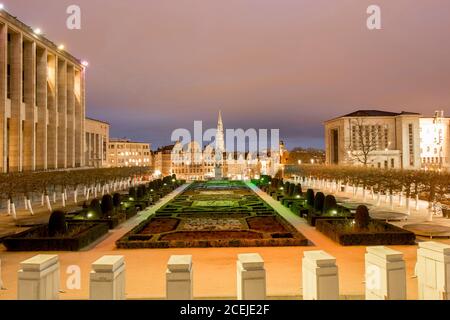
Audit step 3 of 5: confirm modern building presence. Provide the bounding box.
[154,112,287,180]
[85,118,109,168]
[108,138,151,168]
[324,109,450,171]
[0,9,86,173]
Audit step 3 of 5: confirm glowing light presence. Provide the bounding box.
[33,28,42,35]
[310,159,315,164]
[0,4,4,10]
[87,212,93,219]
[81,60,89,67]
[58,44,65,50]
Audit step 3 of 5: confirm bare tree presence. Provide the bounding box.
[346,118,385,166]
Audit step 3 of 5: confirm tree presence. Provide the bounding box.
[346,118,385,166]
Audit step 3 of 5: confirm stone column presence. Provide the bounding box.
[237,253,266,300]
[8,30,23,172]
[22,39,36,171]
[417,241,450,300]
[365,246,406,300]
[35,46,48,170]
[46,54,58,170]
[17,254,59,300]
[166,255,193,300]
[90,255,126,300]
[66,64,75,168]
[57,58,67,169]
[302,250,339,300]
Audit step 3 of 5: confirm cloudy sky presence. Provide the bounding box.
[6,0,450,149]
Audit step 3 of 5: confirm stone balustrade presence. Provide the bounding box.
[9,243,450,300]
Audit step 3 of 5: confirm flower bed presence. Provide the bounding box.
[316,219,416,246]
[116,181,309,248]
[3,221,109,251]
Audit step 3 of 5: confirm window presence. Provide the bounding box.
[408,124,415,166]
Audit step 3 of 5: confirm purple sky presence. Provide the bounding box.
[6,0,450,149]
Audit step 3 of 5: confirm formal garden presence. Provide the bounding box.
[253,174,417,246]
[116,180,308,248]
[2,174,182,251]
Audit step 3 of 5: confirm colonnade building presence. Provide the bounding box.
[0,10,86,173]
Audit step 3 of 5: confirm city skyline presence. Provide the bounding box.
[4,0,450,150]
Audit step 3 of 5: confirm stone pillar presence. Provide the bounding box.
[17,254,59,300]
[8,30,23,172]
[417,241,450,300]
[35,46,48,170]
[57,59,67,168]
[166,255,193,300]
[46,54,58,170]
[365,246,406,300]
[237,253,266,300]
[302,250,339,300]
[22,40,36,171]
[90,255,126,300]
[66,64,75,168]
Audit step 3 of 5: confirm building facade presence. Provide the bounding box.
[108,138,151,168]
[325,110,450,171]
[420,111,450,171]
[0,9,86,173]
[154,112,286,180]
[85,118,109,168]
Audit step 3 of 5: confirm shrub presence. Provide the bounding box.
[288,183,295,197]
[136,186,144,199]
[306,189,315,207]
[323,195,337,214]
[48,210,68,237]
[113,193,121,208]
[283,182,290,195]
[297,184,303,196]
[355,205,371,229]
[314,192,325,213]
[89,199,102,216]
[82,201,88,209]
[101,195,114,215]
[129,187,137,199]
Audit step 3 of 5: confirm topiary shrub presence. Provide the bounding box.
[314,192,325,213]
[113,193,121,208]
[48,210,68,237]
[306,189,315,207]
[288,183,295,197]
[129,187,137,199]
[101,194,114,216]
[136,186,143,199]
[297,184,303,196]
[323,195,338,214]
[89,199,102,216]
[283,182,290,195]
[355,205,371,229]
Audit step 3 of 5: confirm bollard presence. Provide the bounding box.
[90,255,126,300]
[18,254,60,300]
[166,255,193,300]
[302,250,339,300]
[417,241,450,300]
[237,253,266,300]
[365,246,406,300]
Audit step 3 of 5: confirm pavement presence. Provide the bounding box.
[0,181,448,300]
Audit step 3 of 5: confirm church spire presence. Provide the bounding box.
[216,110,225,152]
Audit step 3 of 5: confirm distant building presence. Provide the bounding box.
[420,111,450,171]
[324,109,450,171]
[85,118,109,168]
[153,112,287,180]
[108,138,151,168]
